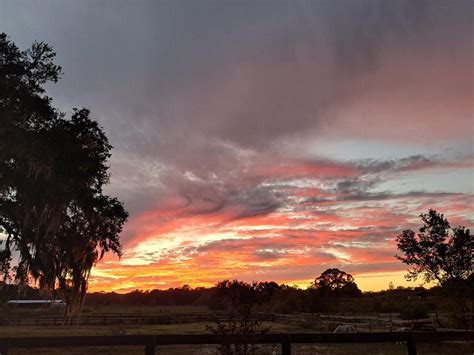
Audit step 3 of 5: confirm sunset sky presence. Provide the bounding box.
[2,0,473,292]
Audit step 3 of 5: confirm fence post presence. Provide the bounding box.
[145,335,156,355]
[281,335,291,355]
[406,333,417,355]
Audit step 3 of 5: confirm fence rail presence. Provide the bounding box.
[0,331,473,355]
[2,311,472,331]
[0,312,275,326]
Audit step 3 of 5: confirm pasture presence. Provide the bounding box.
[1,306,473,354]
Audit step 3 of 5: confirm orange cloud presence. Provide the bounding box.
[91,158,473,293]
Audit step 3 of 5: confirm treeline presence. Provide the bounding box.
[81,283,436,314]
[1,268,375,313]
[87,286,212,307]
[2,269,472,320]
[84,277,473,328]
[84,269,364,313]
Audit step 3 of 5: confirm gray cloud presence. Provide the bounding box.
[1,0,472,220]
[3,1,470,147]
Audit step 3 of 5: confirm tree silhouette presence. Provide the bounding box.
[311,268,361,297]
[396,209,472,285]
[0,33,128,321]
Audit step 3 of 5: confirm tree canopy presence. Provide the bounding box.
[311,268,361,297]
[0,33,128,318]
[395,209,472,285]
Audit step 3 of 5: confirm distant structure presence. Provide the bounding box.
[7,300,65,307]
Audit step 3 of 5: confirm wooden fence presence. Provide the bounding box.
[0,312,275,326]
[0,331,473,355]
[273,313,444,331]
[1,311,471,330]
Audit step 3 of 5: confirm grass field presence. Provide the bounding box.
[1,307,473,354]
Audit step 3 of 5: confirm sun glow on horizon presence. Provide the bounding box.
[87,268,431,294]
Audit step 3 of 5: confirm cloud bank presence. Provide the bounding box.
[1,0,472,290]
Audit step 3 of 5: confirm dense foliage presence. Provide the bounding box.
[311,268,362,297]
[0,33,128,320]
[396,209,472,285]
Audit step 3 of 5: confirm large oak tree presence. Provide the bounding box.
[311,268,362,297]
[0,33,128,320]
